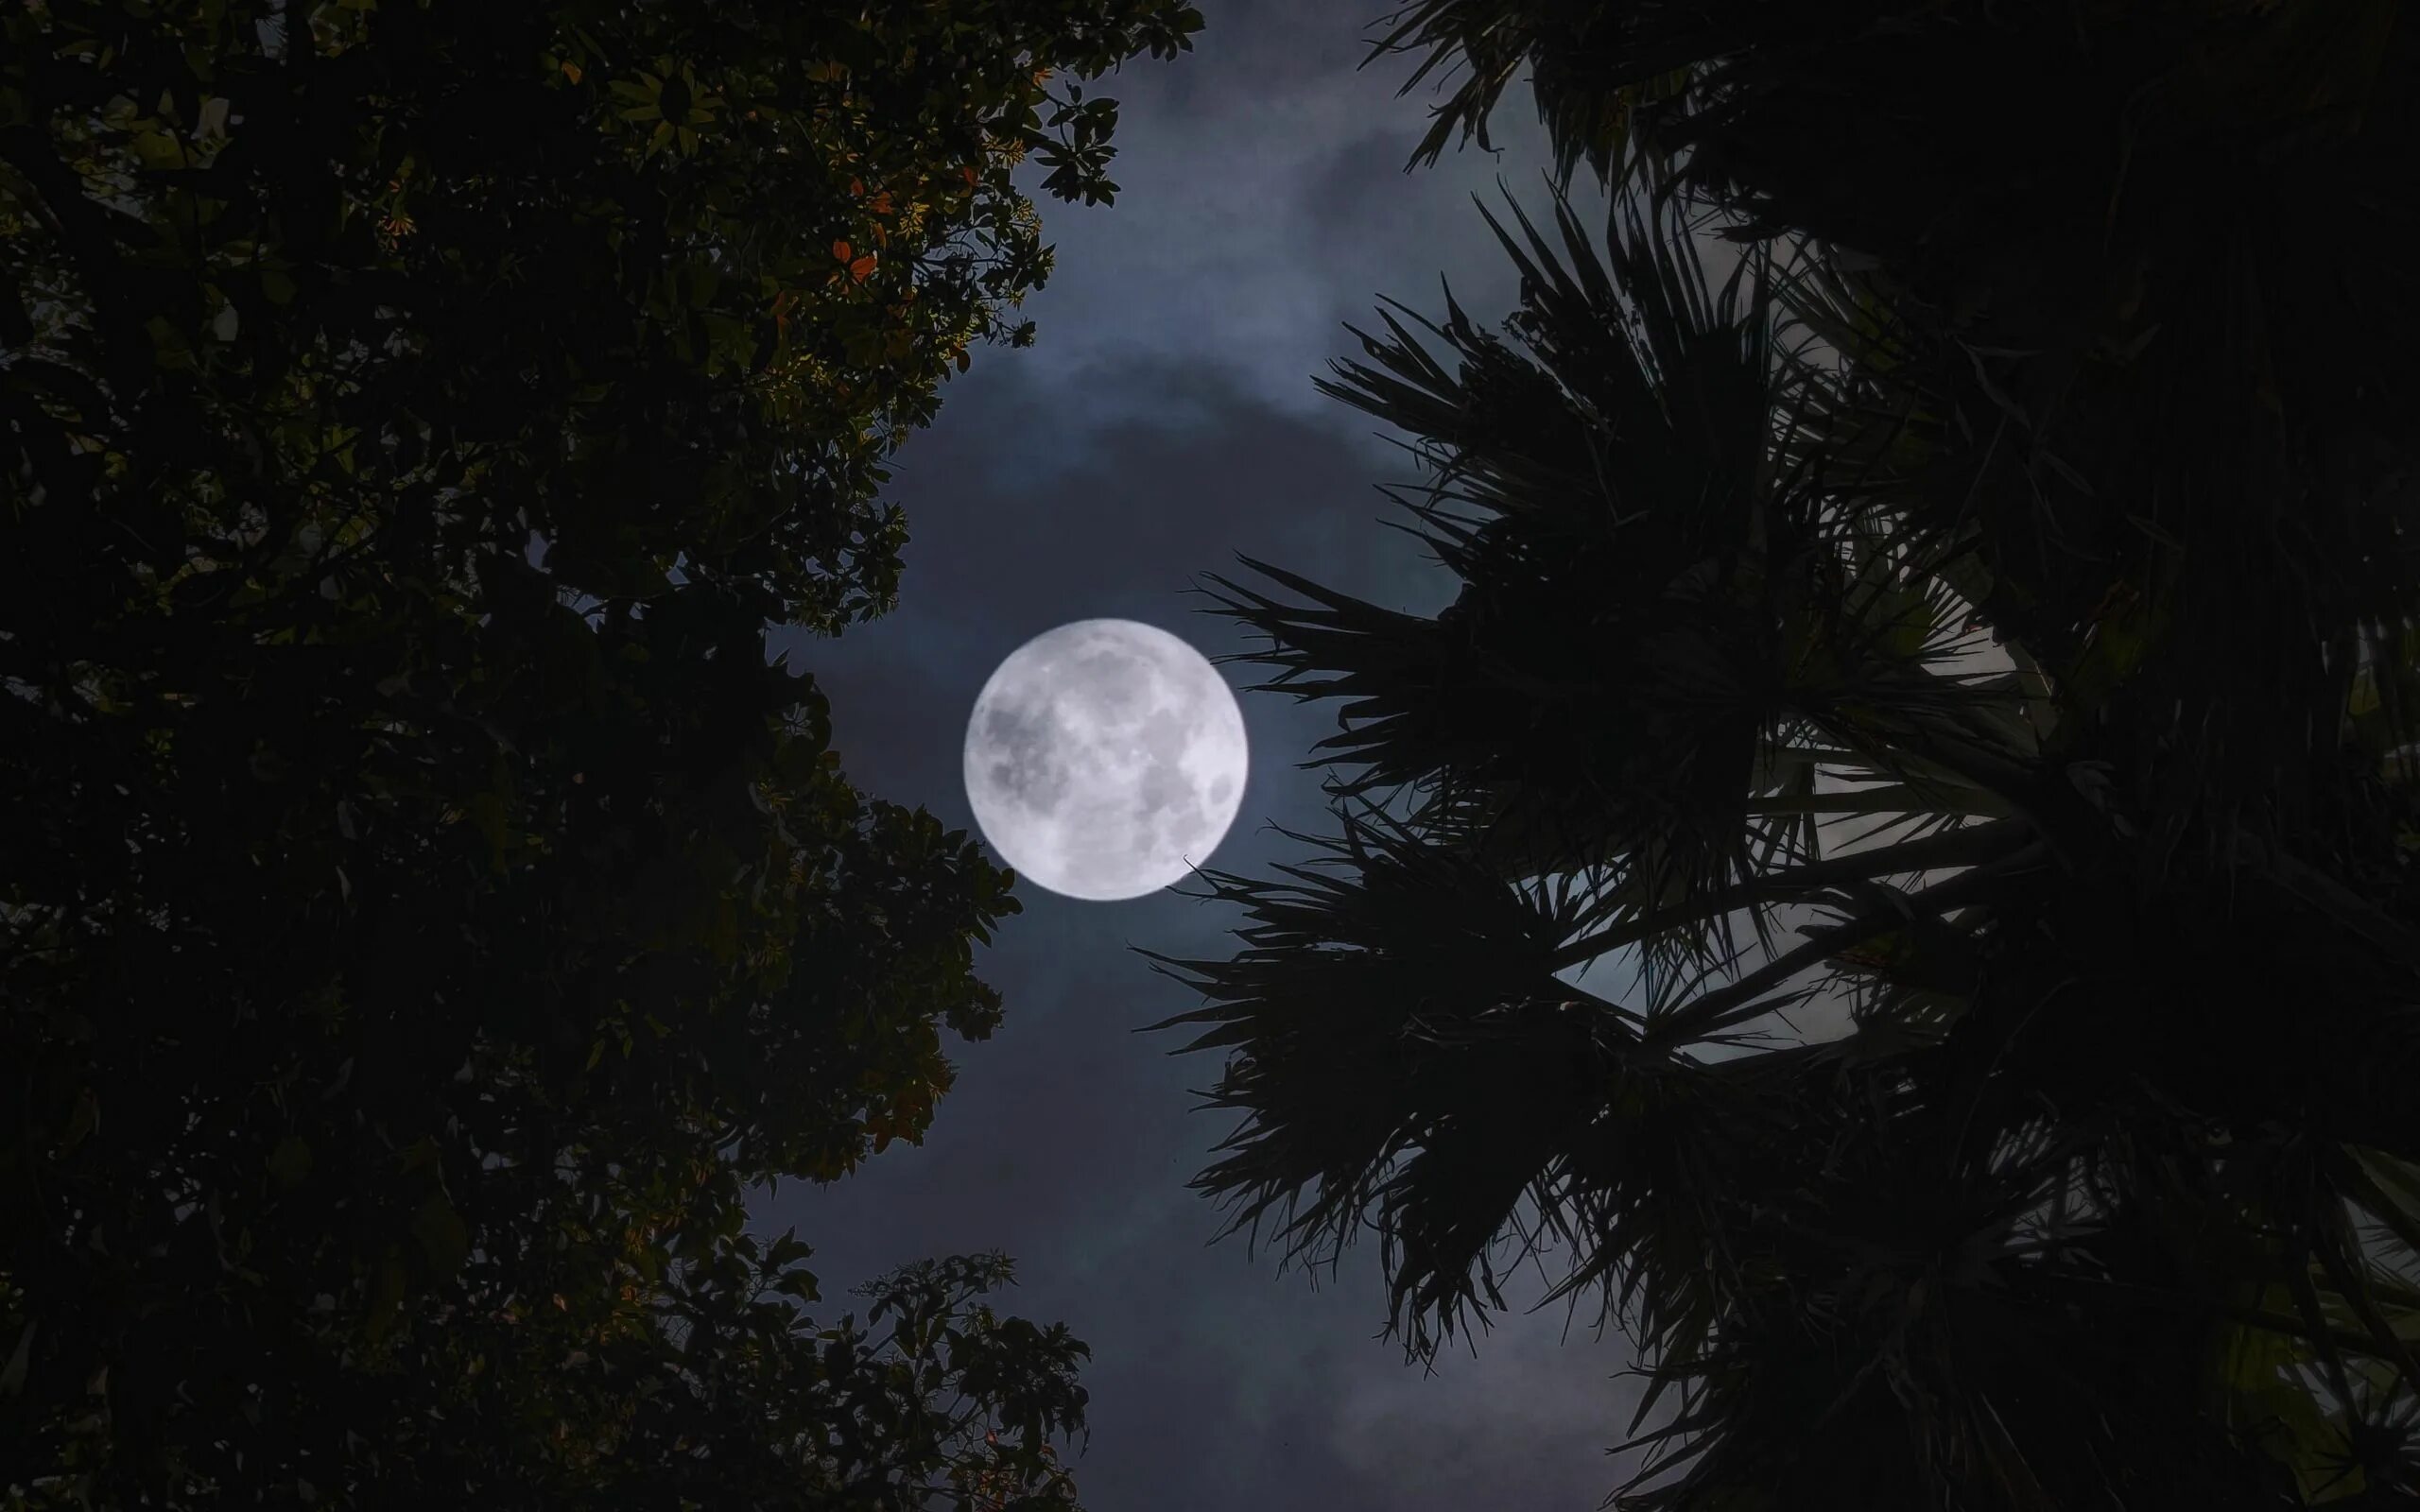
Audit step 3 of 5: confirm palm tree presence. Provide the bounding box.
[1137,8,2420,1501]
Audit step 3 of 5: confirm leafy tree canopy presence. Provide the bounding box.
[0,0,1200,1505]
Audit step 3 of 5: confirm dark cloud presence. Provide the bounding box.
[1300,127,1421,245]
[997,5,1594,429]
[753,7,1645,1506]
[763,357,1639,1512]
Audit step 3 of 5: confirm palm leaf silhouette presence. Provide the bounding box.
[1146,139,2420,1507]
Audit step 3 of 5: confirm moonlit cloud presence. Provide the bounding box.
[1009,4,1597,432]
[758,6,1650,1507]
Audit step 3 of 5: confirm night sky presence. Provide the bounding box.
[760,8,1639,1507]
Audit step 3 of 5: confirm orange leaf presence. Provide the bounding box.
[848,254,876,283]
[831,239,852,262]
[961,165,978,186]
[848,177,863,197]
[868,191,893,215]
[955,348,969,372]
[561,60,582,84]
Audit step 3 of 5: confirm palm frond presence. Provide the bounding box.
[1137,799,1664,1353]
[1358,1,1711,189]
[1154,18,2420,1496]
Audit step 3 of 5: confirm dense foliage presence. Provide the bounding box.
[1150,3,2420,1506]
[0,0,1199,1505]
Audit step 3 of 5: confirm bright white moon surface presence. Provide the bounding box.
[962,619,1249,902]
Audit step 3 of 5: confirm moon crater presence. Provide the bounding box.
[963,619,1249,902]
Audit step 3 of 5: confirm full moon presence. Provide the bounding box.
[962,619,1249,902]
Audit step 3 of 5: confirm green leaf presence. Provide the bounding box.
[268,1135,313,1189]
[397,1136,441,1176]
[467,791,510,873]
[775,1270,821,1301]
[363,1252,407,1345]
[56,1089,98,1154]
[0,1321,34,1399]
[412,1191,470,1276]
[130,125,190,171]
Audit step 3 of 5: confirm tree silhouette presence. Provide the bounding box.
[1,0,1201,1505]
[1146,5,2420,1506]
